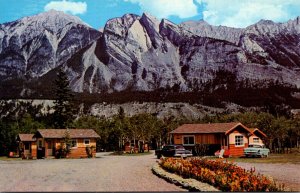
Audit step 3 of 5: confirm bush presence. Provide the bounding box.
[194,144,209,156]
[85,146,95,158]
[160,157,283,192]
[55,145,70,158]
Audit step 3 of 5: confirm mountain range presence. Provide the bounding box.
[1,10,300,108]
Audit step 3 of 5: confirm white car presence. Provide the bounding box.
[244,144,270,157]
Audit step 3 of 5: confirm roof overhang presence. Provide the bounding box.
[251,128,267,138]
[225,123,252,135]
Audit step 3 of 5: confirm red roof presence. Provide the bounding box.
[18,134,35,142]
[170,122,251,134]
[249,128,267,137]
[36,129,100,139]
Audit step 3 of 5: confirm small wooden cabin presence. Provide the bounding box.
[17,134,37,159]
[17,129,100,159]
[170,122,266,157]
[124,140,149,153]
[249,128,267,144]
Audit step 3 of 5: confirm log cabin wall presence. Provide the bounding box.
[195,134,221,144]
[31,142,37,158]
[124,141,149,153]
[228,144,248,156]
[249,135,263,144]
[40,138,97,158]
[228,130,249,156]
[173,134,222,145]
[173,134,182,144]
[68,138,97,158]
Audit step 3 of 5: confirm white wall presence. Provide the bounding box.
[229,132,248,146]
[249,135,263,144]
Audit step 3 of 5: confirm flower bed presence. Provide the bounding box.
[160,157,284,192]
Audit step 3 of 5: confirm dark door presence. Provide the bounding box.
[37,147,45,159]
[37,139,45,159]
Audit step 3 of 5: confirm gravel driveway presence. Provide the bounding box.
[235,162,300,191]
[1,153,299,192]
[0,152,185,192]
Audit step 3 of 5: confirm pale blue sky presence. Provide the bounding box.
[1,0,300,29]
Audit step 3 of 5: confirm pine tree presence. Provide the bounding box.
[53,68,74,128]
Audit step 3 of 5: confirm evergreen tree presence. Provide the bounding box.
[53,68,74,128]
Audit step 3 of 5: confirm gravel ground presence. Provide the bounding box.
[1,152,299,192]
[0,152,185,192]
[235,162,300,191]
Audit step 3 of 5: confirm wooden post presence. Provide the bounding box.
[45,140,48,158]
[133,137,136,153]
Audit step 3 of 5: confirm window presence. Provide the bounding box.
[24,143,30,150]
[235,135,244,146]
[38,140,43,148]
[47,141,53,149]
[83,139,90,146]
[162,146,173,151]
[70,139,77,148]
[183,136,195,145]
[253,137,259,143]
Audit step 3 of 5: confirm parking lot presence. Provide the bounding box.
[0,152,299,191]
[0,152,185,192]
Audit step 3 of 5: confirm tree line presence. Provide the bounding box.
[1,99,299,155]
[0,69,299,155]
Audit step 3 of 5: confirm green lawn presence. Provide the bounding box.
[109,151,152,156]
[0,156,22,161]
[207,153,300,164]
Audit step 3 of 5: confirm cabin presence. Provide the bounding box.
[17,134,37,159]
[249,128,267,144]
[123,140,149,153]
[17,129,100,159]
[170,122,266,157]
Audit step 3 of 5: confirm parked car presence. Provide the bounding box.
[244,144,270,157]
[155,145,193,159]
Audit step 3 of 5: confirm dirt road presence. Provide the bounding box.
[0,152,185,192]
[236,162,300,191]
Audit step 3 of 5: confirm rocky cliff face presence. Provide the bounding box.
[66,13,300,94]
[1,11,300,107]
[0,10,100,80]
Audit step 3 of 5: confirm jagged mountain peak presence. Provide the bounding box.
[2,9,89,32]
[256,19,276,25]
[180,19,210,27]
[105,13,140,26]
[1,11,300,108]
[38,9,90,27]
[141,12,159,22]
[0,10,100,79]
[244,16,300,35]
[104,13,140,34]
[179,19,243,45]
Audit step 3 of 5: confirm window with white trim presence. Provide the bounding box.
[253,137,259,143]
[83,139,90,146]
[235,135,244,146]
[183,136,195,145]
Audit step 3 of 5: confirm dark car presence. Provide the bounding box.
[155,145,193,159]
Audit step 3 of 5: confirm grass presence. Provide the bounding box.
[0,156,22,161]
[123,151,152,156]
[206,152,300,164]
[109,151,152,156]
